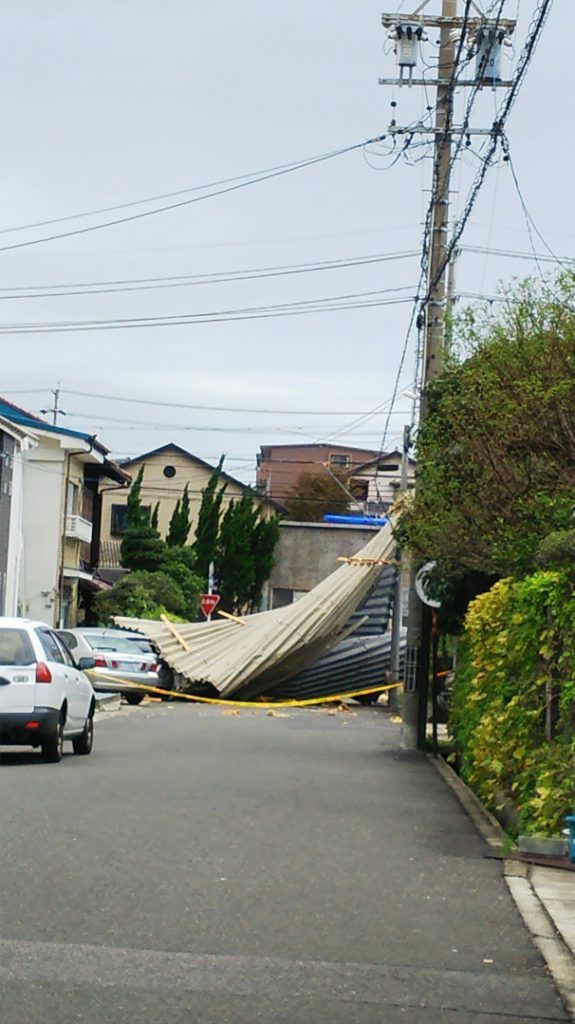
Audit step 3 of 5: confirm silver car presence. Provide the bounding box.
[57,628,162,705]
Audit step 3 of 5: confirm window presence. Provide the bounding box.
[58,630,78,651]
[329,454,351,469]
[37,629,65,664]
[163,465,176,478]
[111,504,129,536]
[110,504,151,536]
[271,588,294,609]
[85,634,154,654]
[0,628,35,666]
[53,635,75,668]
[67,481,79,515]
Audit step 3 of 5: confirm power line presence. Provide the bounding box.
[377,0,553,458]
[0,287,417,335]
[32,388,413,418]
[462,244,573,264]
[0,249,420,300]
[419,0,554,330]
[60,409,412,432]
[0,137,383,255]
[0,157,356,237]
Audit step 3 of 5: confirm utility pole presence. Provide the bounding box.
[379,1,516,749]
[388,423,411,713]
[424,0,457,385]
[41,382,66,425]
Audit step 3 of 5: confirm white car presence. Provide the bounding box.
[0,617,96,763]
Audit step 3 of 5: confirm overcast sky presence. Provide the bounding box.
[0,1,569,482]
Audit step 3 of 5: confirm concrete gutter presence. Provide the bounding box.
[429,754,575,1021]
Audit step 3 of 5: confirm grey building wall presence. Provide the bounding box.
[0,433,15,614]
[268,520,380,608]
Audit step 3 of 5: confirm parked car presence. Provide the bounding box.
[56,627,168,704]
[0,617,95,762]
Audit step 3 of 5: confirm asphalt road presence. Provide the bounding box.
[0,703,568,1024]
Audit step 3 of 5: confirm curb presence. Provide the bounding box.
[427,754,575,1021]
[95,693,122,712]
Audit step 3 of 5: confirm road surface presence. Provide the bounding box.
[0,703,568,1023]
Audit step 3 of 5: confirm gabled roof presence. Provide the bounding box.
[0,397,110,456]
[120,443,282,510]
[0,415,38,445]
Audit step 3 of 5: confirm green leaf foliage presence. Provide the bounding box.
[401,277,575,593]
[284,470,350,522]
[217,494,257,613]
[192,456,279,612]
[451,573,575,836]
[167,484,192,547]
[120,467,165,572]
[193,455,227,582]
[93,570,200,623]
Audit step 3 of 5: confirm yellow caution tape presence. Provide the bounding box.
[87,669,402,709]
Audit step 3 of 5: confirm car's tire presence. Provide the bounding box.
[41,717,64,763]
[124,692,145,706]
[353,693,382,706]
[73,711,94,755]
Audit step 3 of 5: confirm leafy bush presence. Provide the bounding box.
[451,573,575,836]
[93,569,202,623]
[537,529,575,570]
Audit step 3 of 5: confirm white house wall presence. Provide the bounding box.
[19,443,65,625]
[4,442,26,616]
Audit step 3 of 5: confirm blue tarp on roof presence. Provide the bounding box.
[0,398,109,455]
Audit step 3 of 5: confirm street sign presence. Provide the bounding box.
[200,593,221,619]
[415,561,442,608]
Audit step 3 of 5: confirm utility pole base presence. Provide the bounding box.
[400,690,420,750]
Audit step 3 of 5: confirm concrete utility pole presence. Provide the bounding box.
[404,0,457,750]
[41,382,66,425]
[379,1,516,749]
[388,423,411,713]
[423,0,457,386]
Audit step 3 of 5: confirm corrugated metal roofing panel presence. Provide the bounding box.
[270,635,394,702]
[115,516,397,700]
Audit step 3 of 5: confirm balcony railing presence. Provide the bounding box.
[65,514,93,544]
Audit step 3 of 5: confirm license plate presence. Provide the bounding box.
[117,661,136,672]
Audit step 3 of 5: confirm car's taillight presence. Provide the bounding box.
[144,662,157,672]
[36,662,52,683]
[93,656,107,668]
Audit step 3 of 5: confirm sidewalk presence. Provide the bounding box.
[431,752,575,1019]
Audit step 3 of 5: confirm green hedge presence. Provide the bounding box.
[450,572,575,836]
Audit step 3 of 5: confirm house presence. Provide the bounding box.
[0,417,37,615]
[0,398,130,627]
[266,519,384,609]
[256,443,414,517]
[349,450,416,516]
[256,443,381,504]
[99,443,280,580]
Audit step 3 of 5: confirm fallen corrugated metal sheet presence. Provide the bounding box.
[346,566,397,637]
[115,516,397,700]
[269,632,406,702]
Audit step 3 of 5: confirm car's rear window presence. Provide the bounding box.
[84,634,154,655]
[0,628,36,666]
